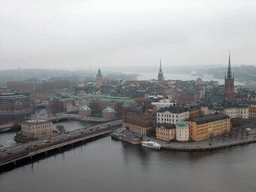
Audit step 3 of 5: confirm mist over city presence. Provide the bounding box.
[1,1,256,192]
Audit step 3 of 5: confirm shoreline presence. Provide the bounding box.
[143,135,256,152]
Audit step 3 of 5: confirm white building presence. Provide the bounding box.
[151,99,175,110]
[21,120,53,139]
[209,103,249,119]
[157,107,189,124]
[176,122,189,142]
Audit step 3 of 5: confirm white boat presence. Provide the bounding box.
[142,141,161,149]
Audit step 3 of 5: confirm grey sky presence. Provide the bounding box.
[0,0,256,71]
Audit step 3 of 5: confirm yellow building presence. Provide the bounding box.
[185,114,230,142]
[156,124,176,141]
[21,120,53,139]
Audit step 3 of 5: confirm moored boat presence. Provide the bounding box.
[142,141,161,149]
[119,132,143,145]
[110,132,123,140]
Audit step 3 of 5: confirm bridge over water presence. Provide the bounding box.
[0,120,122,171]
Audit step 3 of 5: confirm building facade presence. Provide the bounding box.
[157,107,189,124]
[21,120,53,139]
[176,122,190,142]
[102,107,115,119]
[185,114,230,142]
[156,124,176,141]
[79,105,91,117]
[123,105,155,135]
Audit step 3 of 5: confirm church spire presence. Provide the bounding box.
[227,53,232,79]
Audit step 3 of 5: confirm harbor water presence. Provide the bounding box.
[1,123,256,191]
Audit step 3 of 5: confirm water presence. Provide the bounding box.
[1,135,256,192]
[137,73,244,85]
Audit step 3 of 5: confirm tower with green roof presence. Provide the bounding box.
[96,69,103,87]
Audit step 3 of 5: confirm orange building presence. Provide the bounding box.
[185,114,230,142]
[156,123,176,141]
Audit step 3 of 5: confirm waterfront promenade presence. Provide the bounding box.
[144,132,256,151]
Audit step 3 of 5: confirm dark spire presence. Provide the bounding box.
[227,54,232,79]
[158,59,163,77]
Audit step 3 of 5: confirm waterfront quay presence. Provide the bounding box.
[144,130,256,151]
[0,120,122,170]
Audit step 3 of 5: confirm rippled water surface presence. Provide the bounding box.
[1,135,256,192]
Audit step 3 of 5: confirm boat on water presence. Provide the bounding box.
[142,141,161,149]
[119,132,143,145]
[110,132,123,140]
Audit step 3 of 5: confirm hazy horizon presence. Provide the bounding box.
[1,0,256,70]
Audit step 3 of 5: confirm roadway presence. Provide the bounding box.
[0,119,122,158]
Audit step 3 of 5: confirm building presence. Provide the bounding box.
[102,107,115,119]
[156,123,176,141]
[209,102,249,119]
[0,93,33,124]
[96,69,103,87]
[21,120,53,139]
[156,106,189,124]
[123,105,155,135]
[79,105,91,117]
[185,114,230,142]
[247,101,256,119]
[158,60,164,84]
[176,122,190,142]
[224,54,235,101]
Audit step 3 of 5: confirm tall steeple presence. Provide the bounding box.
[224,54,235,101]
[158,59,164,84]
[227,53,232,79]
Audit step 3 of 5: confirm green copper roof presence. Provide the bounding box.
[103,106,115,112]
[176,122,189,127]
[79,105,91,111]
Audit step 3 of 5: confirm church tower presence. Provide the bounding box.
[224,54,235,101]
[96,69,103,87]
[158,60,164,84]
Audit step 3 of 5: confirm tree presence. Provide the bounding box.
[56,124,66,133]
[146,127,156,137]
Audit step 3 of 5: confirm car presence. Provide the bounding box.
[1,149,6,152]
[7,152,12,155]
[44,140,50,143]
[245,128,251,131]
[67,135,71,137]
[59,138,63,140]
[25,147,30,150]
[47,137,51,140]
[66,131,70,134]
[81,132,84,134]
[33,144,38,147]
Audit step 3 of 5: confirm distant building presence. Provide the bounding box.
[21,120,53,139]
[185,114,230,142]
[79,105,91,117]
[0,93,33,124]
[158,60,164,84]
[224,54,235,101]
[156,106,189,124]
[209,102,249,119]
[96,69,103,87]
[156,123,176,141]
[102,106,115,119]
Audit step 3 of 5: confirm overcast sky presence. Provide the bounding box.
[0,0,255,71]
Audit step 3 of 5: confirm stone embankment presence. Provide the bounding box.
[143,135,256,152]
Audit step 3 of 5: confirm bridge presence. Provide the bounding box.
[0,119,122,171]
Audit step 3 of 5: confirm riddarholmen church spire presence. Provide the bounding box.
[227,53,232,79]
[224,54,235,101]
